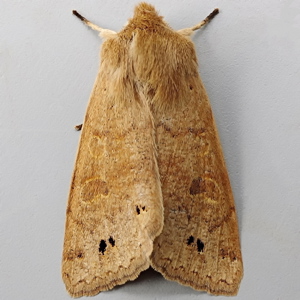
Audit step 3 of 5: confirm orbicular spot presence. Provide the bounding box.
[108,236,115,247]
[190,177,203,195]
[80,178,109,202]
[99,240,107,255]
[197,239,205,252]
[190,176,221,204]
[187,235,194,245]
[88,135,106,158]
[201,176,221,203]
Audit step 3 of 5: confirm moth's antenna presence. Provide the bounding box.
[72,10,117,37]
[177,8,219,36]
[190,8,219,31]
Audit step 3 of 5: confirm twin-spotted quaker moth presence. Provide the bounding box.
[62,2,243,297]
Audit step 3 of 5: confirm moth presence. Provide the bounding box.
[62,2,243,297]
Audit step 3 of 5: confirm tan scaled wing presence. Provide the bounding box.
[62,31,163,297]
[128,4,244,296]
[151,80,243,295]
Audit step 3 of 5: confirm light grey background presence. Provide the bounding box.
[1,0,300,299]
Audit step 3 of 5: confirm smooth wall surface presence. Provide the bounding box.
[1,0,300,299]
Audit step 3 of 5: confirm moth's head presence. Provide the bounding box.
[127,2,167,30]
[133,2,158,18]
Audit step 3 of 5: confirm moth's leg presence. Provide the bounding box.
[74,124,82,131]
